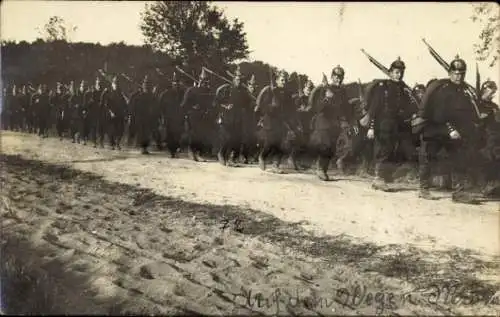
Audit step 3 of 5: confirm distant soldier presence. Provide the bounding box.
[70,80,87,144]
[413,84,426,103]
[477,80,500,197]
[51,82,69,140]
[101,76,128,150]
[159,72,186,158]
[255,71,292,172]
[241,74,259,164]
[309,66,353,181]
[8,85,18,131]
[180,69,214,161]
[418,55,481,204]
[1,87,9,130]
[366,57,417,191]
[288,80,315,170]
[213,66,253,166]
[32,84,51,138]
[129,76,157,154]
[85,77,105,148]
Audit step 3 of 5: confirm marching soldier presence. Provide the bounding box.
[413,84,426,103]
[366,57,416,191]
[32,84,51,138]
[417,55,481,204]
[51,82,69,140]
[289,80,315,170]
[241,74,259,164]
[85,77,106,148]
[70,80,87,144]
[255,70,292,172]
[159,72,186,158]
[101,76,128,150]
[477,80,500,197]
[309,65,353,181]
[214,66,253,166]
[180,68,214,161]
[129,75,157,154]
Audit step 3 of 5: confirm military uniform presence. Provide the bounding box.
[214,67,253,166]
[69,82,87,143]
[85,78,105,147]
[159,73,186,157]
[101,77,128,150]
[180,69,214,161]
[418,56,480,203]
[310,66,352,180]
[287,81,315,170]
[32,86,51,138]
[129,76,157,154]
[367,58,415,190]
[477,81,500,196]
[240,75,259,164]
[256,71,292,171]
[51,84,69,140]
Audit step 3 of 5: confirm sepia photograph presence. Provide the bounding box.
[1,1,499,315]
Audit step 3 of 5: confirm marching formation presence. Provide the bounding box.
[2,46,499,206]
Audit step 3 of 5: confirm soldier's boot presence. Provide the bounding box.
[188,146,199,162]
[288,155,299,171]
[336,158,346,175]
[482,180,500,197]
[316,158,330,181]
[258,153,266,171]
[371,163,390,191]
[418,188,438,200]
[451,185,479,205]
[442,173,453,191]
[217,149,227,166]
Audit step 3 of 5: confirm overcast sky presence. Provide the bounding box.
[1,1,498,87]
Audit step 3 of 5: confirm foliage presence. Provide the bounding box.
[471,2,500,67]
[36,16,78,42]
[140,1,250,75]
[1,40,310,95]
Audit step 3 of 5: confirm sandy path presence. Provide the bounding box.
[2,151,499,315]
[2,132,498,257]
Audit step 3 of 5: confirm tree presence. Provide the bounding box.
[36,16,77,42]
[471,2,499,67]
[140,1,250,74]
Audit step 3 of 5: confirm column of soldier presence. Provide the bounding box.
[1,54,499,205]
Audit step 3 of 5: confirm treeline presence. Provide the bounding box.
[0,40,298,92]
[1,39,365,98]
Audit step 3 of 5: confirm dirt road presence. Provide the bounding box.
[1,131,499,315]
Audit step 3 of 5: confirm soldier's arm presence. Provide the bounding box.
[367,83,384,129]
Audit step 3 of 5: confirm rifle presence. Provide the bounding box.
[175,66,200,86]
[360,48,420,110]
[421,38,481,118]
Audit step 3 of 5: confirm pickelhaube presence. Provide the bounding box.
[481,80,497,92]
[277,70,287,81]
[331,65,345,78]
[449,55,466,73]
[389,57,406,71]
[413,84,425,92]
[306,80,314,89]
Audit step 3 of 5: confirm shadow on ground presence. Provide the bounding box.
[1,153,499,314]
